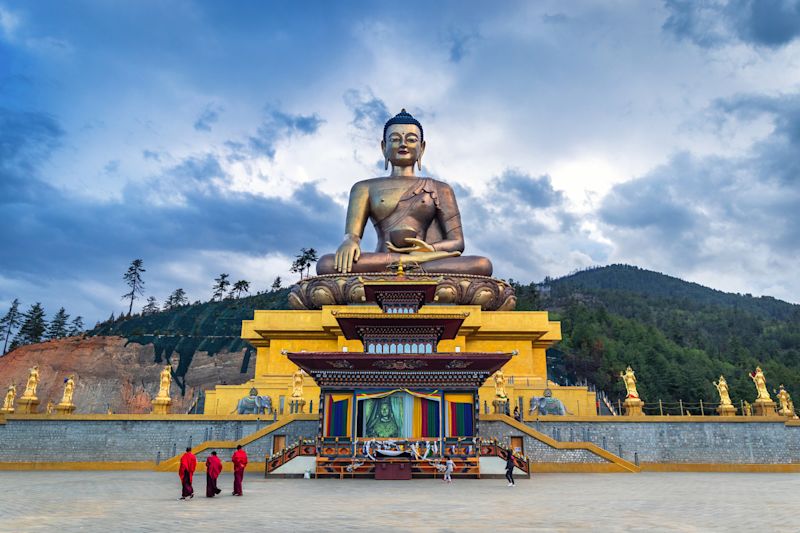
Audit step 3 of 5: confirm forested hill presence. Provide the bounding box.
[515,265,800,408]
[88,265,800,409]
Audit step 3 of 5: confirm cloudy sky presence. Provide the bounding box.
[1,0,799,325]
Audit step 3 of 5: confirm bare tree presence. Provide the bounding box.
[212,273,230,301]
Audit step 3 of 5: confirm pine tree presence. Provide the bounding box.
[14,303,47,346]
[142,296,160,315]
[212,274,230,301]
[291,248,319,280]
[164,288,188,310]
[68,316,84,336]
[271,277,282,291]
[45,307,70,340]
[230,280,250,299]
[0,298,22,354]
[122,259,146,315]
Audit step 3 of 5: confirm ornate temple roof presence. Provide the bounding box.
[286,351,513,388]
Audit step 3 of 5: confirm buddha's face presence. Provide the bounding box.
[382,124,425,168]
[380,402,390,418]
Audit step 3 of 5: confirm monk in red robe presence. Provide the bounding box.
[205,451,223,497]
[231,445,248,496]
[178,447,197,500]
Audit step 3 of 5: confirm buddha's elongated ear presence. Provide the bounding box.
[381,139,389,170]
[417,139,426,171]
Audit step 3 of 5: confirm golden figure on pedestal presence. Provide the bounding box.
[713,375,737,416]
[620,366,639,399]
[776,385,795,417]
[750,366,771,401]
[22,365,40,399]
[156,365,172,400]
[713,376,732,406]
[151,365,173,415]
[1,383,15,413]
[743,401,752,416]
[60,375,76,405]
[46,401,54,414]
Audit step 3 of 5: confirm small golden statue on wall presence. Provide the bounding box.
[620,366,645,416]
[743,400,752,416]
[55,375,76,415]
[713,375,737,416]
[491,370,510,414]
[17,365,41,414]
[291,368,307,399]
[749,366,777,416]
[151,364,173,415]
[776,385,795,418]
[493,370,508,399]
[1,383,15,414]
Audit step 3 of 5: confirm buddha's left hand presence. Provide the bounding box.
[386,237,436,253]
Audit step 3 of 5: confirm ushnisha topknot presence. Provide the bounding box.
[383,108,423,141]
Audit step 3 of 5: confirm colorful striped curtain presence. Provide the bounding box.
[412,397,441,438]
[324,394,352,437]
[446,393,474,437]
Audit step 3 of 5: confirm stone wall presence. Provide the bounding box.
[531,419,800,464]
[0,417,269,464]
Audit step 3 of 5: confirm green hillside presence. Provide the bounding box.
[516,265,800,410]
[89,266,800,409]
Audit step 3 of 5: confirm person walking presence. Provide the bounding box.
[231,445,248,496]
[205,451,223,497]
[443,455,454,484]
[505,449,515,487]
[178,447,197,500]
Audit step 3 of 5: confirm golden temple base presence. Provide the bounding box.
[55,403,76,415]
[753,400,777,416]
[716,404,737,417]
[17,397,39,414]
[623,398,645,416]
[151,397,171,415]
[0,408,13,414]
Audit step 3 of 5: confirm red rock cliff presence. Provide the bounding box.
[0,336,253,414]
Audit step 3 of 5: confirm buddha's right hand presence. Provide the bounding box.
[335,236,361,274]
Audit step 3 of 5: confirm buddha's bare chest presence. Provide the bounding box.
[368,183,435,221]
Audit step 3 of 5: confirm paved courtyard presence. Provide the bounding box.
[0,471,797,532]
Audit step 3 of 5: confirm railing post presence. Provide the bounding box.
[658,399,663,416]
[679,399,684,416]
[700,399,705,416]
[634,452,639,467]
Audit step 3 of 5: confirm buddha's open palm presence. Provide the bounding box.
[385,237,435,254]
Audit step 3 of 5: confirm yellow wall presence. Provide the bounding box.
[204,303,597,417]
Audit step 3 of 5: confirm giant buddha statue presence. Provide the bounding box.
[291,109,514,311]
[316,109,491,276]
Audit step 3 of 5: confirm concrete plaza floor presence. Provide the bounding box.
[0,471,797,532]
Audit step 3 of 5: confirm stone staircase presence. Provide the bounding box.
[480,414,640,473]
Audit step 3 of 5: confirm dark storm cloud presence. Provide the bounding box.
[193,105,221,132]
[663,0,800,49]
[343,89,390,133]
[247,109,324,158]
[0,107,63,176]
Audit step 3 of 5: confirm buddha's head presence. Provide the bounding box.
[382,109,426,171]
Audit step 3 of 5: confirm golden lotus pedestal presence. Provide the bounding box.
[716,404,737,417]
[151,397,171,415]
[55,403,76,415]
[752,399,777,416]
[623,398,645,416]
[492,398,509,414]
[17,397,39,414]
[289,273,517,311]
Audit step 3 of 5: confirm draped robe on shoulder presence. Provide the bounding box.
[205,454,223,497]
[232,449,248,496]
[178,452,197,498]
